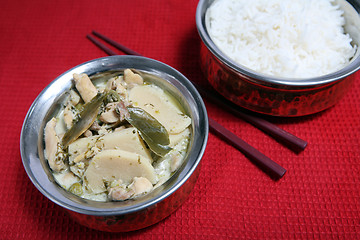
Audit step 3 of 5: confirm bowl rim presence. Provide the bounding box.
[20,55,209,216]
[196,0,360,87]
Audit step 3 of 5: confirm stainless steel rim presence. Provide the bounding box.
[20,55,209,216]
[196,0,360,87]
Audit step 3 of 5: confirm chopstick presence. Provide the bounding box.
[92,30,142,56]
[86,31,287,179]
[209,119,286,178]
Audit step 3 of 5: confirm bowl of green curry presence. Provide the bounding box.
[20,55,208,232]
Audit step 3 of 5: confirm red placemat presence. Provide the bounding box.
[0,0,359,239]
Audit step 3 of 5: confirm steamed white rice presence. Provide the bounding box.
[206,0,357,78]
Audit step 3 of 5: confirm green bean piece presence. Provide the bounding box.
[69,182,83,196]
[62,92,106,147]
[126,107,172,157]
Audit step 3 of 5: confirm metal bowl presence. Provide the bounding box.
[196,0,360,116]
[20,56,208,232]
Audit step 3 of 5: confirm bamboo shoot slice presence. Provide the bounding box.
[129,85,191,134]
[84,149,156,194]
[68,127,152,164]
[169,128,191,147]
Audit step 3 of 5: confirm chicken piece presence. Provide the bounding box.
[124,69,143,87]
[115,101,130,122]
[73,73,97,103]
[106,76,128,100]
[99,102,120,124]
[73,145,101,164]
[129,177,153,196]
[83,129,92,137]
[108,177,153,201]
[63,90,81,129]
[98,126,112,136]
[105,77,116,90]
[108,180,135,201]
[44,118,66,172]
[90,121,101,132]
[109,187,135,201]
[106,76,122,90]
[69,89,81,105]
[115,83,128,100]
[63,105,73,129]
[63,104,78,129]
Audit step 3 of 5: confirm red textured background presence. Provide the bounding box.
[1,0,359,239]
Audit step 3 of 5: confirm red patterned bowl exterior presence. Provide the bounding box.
[200,43,356,116]
[65,165,200,232]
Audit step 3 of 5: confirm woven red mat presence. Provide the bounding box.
[0,0,359,239]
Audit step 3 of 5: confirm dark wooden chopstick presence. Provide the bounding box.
[86,31,287,179]
[209,119,286,178]
[87,34,117,56]
[92,30,142,56]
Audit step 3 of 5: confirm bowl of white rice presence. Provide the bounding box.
[196,0,360,116]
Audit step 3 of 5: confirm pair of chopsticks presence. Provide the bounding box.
[86,30,308,179]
